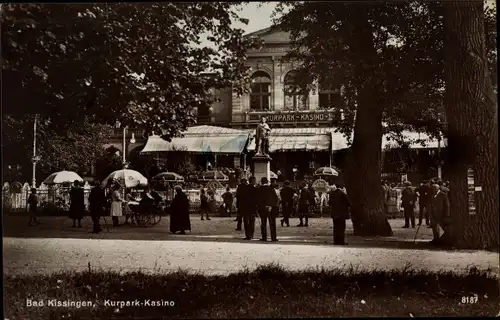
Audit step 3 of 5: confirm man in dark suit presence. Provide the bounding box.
[257,177,279,242]
[280,180,295,227]
[428,183,450,244]
[401,181,417,228]
[328,184,351,245]
[89,181,106,233]
[239,177,258,240]
[417,180,431,226]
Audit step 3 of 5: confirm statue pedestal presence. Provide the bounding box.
[252,154,272,184]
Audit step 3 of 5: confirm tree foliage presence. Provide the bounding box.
[2,3,259,181]
[2,3,259,136]
[270,1,496,236]
[2,115,113,181]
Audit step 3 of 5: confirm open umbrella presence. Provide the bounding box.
[153,172,185,182]
[43,171,84,185]
[102,169,148,188]
[314,166,340,176]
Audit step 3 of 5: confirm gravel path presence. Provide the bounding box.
[4,237,499,276]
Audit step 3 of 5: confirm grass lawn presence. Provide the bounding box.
[5,264,498,318]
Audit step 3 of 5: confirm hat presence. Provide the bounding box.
[261,177,269,185]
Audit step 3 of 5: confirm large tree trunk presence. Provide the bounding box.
[346,98,393,237]
[343,5,393,237]
[442,1,499,250]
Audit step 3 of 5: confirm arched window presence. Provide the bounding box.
[318,82,343,110]
[284,70,308,110]
[250,71,271,111]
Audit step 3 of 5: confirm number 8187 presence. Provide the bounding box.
[461,296,479,304]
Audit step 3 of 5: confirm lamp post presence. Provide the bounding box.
[122,126,136,169]
[32,115,41,188]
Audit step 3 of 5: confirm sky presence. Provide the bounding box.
[232,2,278,35]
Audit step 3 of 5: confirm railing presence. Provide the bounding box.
[3,186,404,216]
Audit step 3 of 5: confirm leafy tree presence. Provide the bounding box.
[441,1,498,250]
[271,1,496,236]
[2,3,259,181]
[2,115,113,182]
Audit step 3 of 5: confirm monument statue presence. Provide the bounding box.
[255,116,271,156]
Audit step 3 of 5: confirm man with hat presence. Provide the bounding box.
[27,187,40,226]
[280,180,296,227]
[401,181,417,228]
[89,180,106,233]
[328,184,351,245]
[428,183,450,244]
[237,177,258,240]
[69,180,85,228]
[257,177,279,242]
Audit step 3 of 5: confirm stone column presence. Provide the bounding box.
[252,154,272,184]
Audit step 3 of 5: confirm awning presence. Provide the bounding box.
[382,131,447,149]
[140,126,251,154]
[247,127,348,152]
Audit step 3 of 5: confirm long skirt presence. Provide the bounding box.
[110,201,123,217]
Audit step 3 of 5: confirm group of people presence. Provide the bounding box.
[393,179,451,244]
[227,177,351,245]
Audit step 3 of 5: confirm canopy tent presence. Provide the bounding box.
[140,125,251,155]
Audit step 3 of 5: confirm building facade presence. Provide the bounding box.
[107,27,444,182]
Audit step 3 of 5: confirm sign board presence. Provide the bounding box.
[233,156,241,169]
[312,179,329,193]
[247,111,334,123]
[467,167,476,215]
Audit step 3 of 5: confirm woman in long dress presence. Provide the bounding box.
[110,183,124,227]
[69,180,85,228]
[169,186,191,234]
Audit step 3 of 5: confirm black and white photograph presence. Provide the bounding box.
[2,1,499,318]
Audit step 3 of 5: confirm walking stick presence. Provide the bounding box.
[413,224,422,243]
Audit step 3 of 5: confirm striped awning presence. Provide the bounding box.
[247,127,349,152]
[140,126,250,154]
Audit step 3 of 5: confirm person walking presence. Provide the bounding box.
[199,188,211,220]
[280,180,295,227]
[169,185,191,234]
[257,177,279,242]
[27,187,40,226]
[110,183,124,227]
[428,183,450,245]
[297,182,313,227]
[417,180,431,226]
[69,180,85,228]
[328,184,351,245]
[401,181,417,228]
[88,181,105,233]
